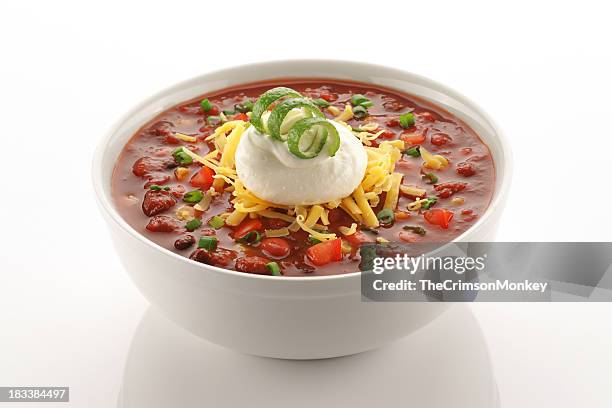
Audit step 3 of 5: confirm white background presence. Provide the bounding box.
[1,0,611,406]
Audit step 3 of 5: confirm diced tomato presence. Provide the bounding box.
[320,92,338,102]
[423,209,454,229]
[260,238,291,258]
[233,218,263,240]
[190,167,215,190]
[233,112,249,121]
[379,130,396,139]
[401,132,426,145]
[344,231,374,248]
[206,106,220,116]
[306,238,343,266]
[386,118,400,127]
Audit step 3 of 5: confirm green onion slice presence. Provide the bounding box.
[266,261,282,276]
[267,98,324,141]
[200,99,213,112]
[238,230,261,245]
[403,225,426,236]
[377,208,395,225]
[286,117,340,159]
[185,218,202,232]
[405,146,421,157]
[251,87,302,133]
[198,236,218,251]
[208,215,225,229]
[421,197,437,210]
[183,190,204,203]
[400,112,415,129]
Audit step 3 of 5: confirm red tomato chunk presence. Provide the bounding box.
[424,209,454,229]
[306,239,342,266]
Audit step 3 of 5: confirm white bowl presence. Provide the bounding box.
[93,60,512,359]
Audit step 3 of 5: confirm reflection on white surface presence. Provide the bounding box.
[118,304,498,407]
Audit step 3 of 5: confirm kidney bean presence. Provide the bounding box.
[456,161,477,177]
[431,133,452,146]
[235,256,270,275]
[146,215,180,232]
[174,235,195,250]
[142,190,177,216]
[189,248,237,267]
[434,182,468,198]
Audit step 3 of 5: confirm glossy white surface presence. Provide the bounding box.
[2,0,612,405]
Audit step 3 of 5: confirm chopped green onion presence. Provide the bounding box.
[399,112,415,129]
[163,186,171,191]
[404,146,421,157]
[311,98,330,108]
[198,236,218,251]
[267,98,324,141]
[208,215,225,230]
[200,99,213,112]
[251,87,302,133]
[266,261,282,276]
[185,218,202,232]
[403,225,427,236]
[422,173,438,184]
[207,116,221,125]
[149,185,162,191]
[172,148,193,165]
[238,230,261,245]
[350,94,371,107]
[183,190,204,203]
[223,109,236,116]
[421,197,438,210]
[287,117,340,159]
[353,105,369,119]
[235,100,254,113]
[376,208,395,226]
[308,236,322,245]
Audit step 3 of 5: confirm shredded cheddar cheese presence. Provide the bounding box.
[186,118,407,239]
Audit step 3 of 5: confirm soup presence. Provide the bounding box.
[112,79,494,276]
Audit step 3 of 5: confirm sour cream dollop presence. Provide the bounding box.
[235,120,367,206]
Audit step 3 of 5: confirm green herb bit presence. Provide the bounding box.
[312,98,330,108]
[185,218,202,232]
[403,225,427,236]
[399,112,415,129]
[200,98,213,112]
[238,230,261,245]
[353,105,369,119]
[183,190,204,204]
[208,215,225,230]
[198,236,218,251]
[172,147,193,165]
[404,146,421,157]
[207,115,222,125]
[235,100,254,113]
[376,208,395,226]
[350,94,371,107]
[421,197,438,210]
[223,109,236,116]
[163,186,171,191]
[308,236,322,245]
[266,261,282,276]
[149,185,163,191]
[422,173,438,184]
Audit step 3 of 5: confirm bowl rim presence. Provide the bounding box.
[92,58,512,283]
